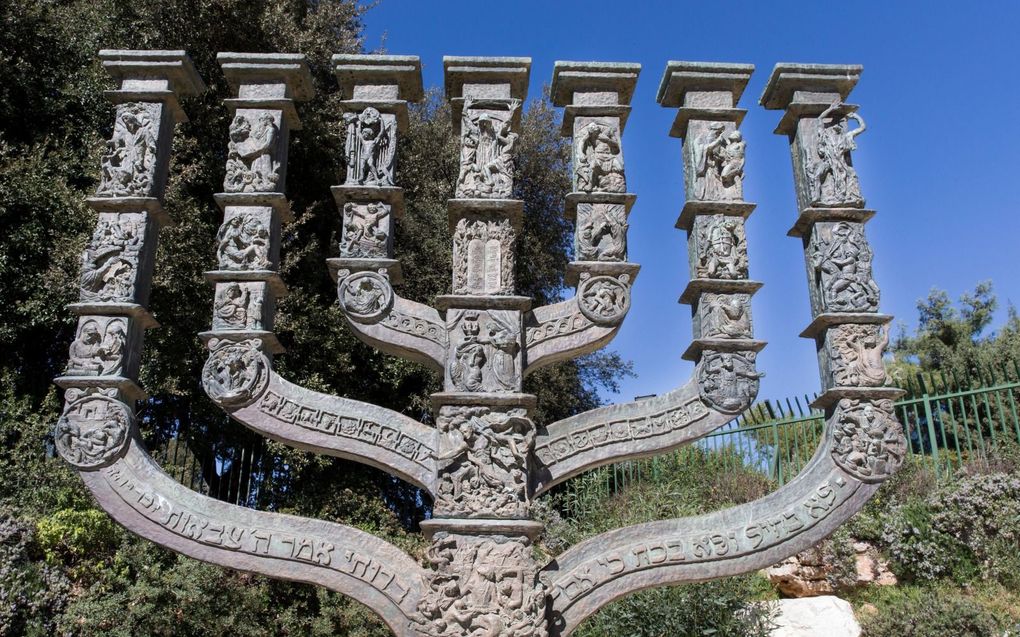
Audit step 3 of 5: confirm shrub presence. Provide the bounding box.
[859,586,1003,637]
[0,510,71,636]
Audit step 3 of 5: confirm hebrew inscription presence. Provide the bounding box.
[434,406,534,518]
[573,121,626,194]
[56,390,131,469]
[97,102,158,197]
[80,213,145,303]
[549,475,852,608]
[344,107,396,187]
[256,389,433,469]
[534,395,709,468]
[457,98,520,199]
[103,463,414,608]
[224,112,281,193]
[576,203,627,262]
[810,222,879,313]
[452,215,516,295]
[831,398,905,483]
[415,533,546,637]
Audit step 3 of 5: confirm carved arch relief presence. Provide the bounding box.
[79,436,426,637]
[540,398,903,637]
[202,340,438,494]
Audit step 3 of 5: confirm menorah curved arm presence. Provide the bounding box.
[202,351,439,493]
[540,397,903,637]
[79,436,426,637]
[531,377,738,496]
[523,263,638,377]
[334,268,448,373]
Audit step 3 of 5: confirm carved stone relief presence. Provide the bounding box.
[344,107,396,187]
[831,398,904,482]
[337,271,394,323]
[826,323,888,387]
[693,215,748,280]
[801,101,866,207]
[339,202,392,258]
[452,216,516,295]
[55,389,131,469]
[434,406,533,518]
[65,316,129,376]
[414,533,547,637]
[809,222,879,313]
[573,120,626,194]
[447,310,521,393]
[576,203,627,262]
[224,111,281,193]
[697,349,762,414]
[689,121,745,201]
[456,99,520,199]
[213,282,265,331]
[97,102,159,197]
[216,212,272,270]
[698,293,752,340]
[79,213,145,303]
[577,274,631,326]
[202,338,270,408]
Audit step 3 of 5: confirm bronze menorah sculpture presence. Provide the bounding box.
[54,51,904,636]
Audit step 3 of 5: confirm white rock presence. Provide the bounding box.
[766,596,861,637]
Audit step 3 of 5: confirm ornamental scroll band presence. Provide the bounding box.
[55,53,906,637]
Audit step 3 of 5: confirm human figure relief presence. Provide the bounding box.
[703,294,751,339]
[697,217,748,280]
[339,202,390,257]
[576,203,627,262]
[66,319,127,376]
[805,100,866,206]
[343,107,396,186]
[698,350,763,413]
[574,121,626,193]
[216,214,271,270]
[456,99,520,198]
[223,113,281,192]
[811,222,879,312]
[79,217,144,302]
[97,103,157,197]
[692,123,746,201]
[214,283,261,330]
[831,324,888,386]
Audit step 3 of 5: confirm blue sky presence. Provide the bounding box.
[360,1,1020,403]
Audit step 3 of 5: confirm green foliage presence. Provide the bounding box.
[0,0,636,633]
[0,511,72,637]
[879,472,1020,584]
[573,578,776,637]
[857,584,1005,637]
[544,446,777,636]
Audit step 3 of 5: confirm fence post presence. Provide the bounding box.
[920,391,941,475]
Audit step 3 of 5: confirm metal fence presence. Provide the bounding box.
[561,365,1020,514]
[148,366,1020,511]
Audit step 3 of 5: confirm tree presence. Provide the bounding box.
[0,0,631,632]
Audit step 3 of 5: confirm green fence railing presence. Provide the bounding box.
[559,365,1020,516]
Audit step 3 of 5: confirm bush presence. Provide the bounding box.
[859,586,1003,637]
[0,510,71,636]
[573,577,775,637]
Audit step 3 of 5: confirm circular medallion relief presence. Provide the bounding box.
[202,339,270,408]
[577,274,630,326]
[337,271,393,324]
[55,394,131,469]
